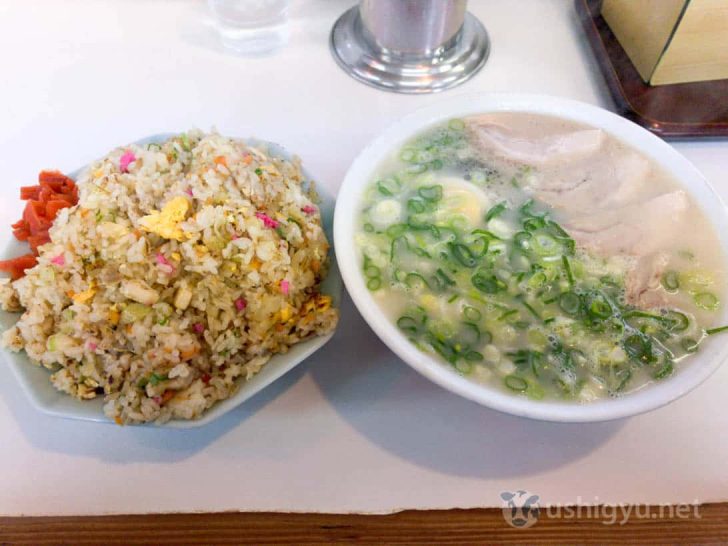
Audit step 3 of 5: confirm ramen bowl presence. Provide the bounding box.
[334,93,728,422]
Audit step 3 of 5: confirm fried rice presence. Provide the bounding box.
[0,131,338,424]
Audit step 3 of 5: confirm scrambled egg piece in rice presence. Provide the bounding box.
[138,196,190,241]
[0,131,339,424]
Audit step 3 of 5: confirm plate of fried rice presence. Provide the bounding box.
[0,131,341,427]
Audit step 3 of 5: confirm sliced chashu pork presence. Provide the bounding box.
[466,117,605,166]
[530,150,650,213]
[625,253,670,308]
[562,191,688,257]
[564,191,688,310]
[467,116,685,310]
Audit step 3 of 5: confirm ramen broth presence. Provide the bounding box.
[356,113,727,402]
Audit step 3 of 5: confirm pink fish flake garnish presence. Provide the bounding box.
[152,396,162,405]
[155,253,175,274]
[234,298,247,312]
[120,150,136,173]
[280,280,289,296]
[193,322,204,334]
[87,341,97,351]
[255,212,279,229]
[50,254,65,266]
[185,188,193,197]
[231,233,239,241]
[302,205,316,215]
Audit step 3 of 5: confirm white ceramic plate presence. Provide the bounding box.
[335,93,728,422]
[0,134,342,428]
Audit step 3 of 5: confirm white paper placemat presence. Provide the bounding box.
[0,0,726,516]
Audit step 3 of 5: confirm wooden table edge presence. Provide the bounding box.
[1,502,727,544]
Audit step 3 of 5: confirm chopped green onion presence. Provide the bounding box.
[417,185,443,202]
[654,361,674,380]
[463,306,481,321]
[485,201,508,223]
[471,271,507,294]
[561,255,575,286]
[661,270,680,291]
[429,336,457,364]
[623,334,652,362]
[558,292,580,315]
[412,246,431,258]
[377,178,399,196]
[519,199,537,216]
[389,237,408,260]
[149,372,168,386]
[588,296,612,319]
[694,292,719,310]
[498,309,518,321]
[706,325,728,335]
[407,198,426,214]
[405,272,430,290]
[504,375,528,392]
[471,228,502,241]
[400,148,416,162]
[448,242,478,268]
[527,271,548,288]
[397,316,419,334]
[463,351,484,362]
[532,233,560,256]
[386,224,407,238]
[467,236,489,257]
[664,310,690,332]
[364,264,380,278]
[433,268,455,291]
[367,277,382,291]
[523,217,546,232]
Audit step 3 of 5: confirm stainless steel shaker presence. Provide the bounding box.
[330,0,489,93]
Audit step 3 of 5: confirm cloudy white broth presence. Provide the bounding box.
[356,113,727,402]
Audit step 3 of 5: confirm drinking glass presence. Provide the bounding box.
[208,0,290,55]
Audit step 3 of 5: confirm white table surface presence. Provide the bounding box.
[1,0,727,517]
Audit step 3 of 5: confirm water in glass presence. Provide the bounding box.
[208,0,290,54]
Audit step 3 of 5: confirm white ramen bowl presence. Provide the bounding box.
[334,93,728,422]
[0,135,342,428]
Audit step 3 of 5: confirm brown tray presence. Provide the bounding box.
[576,0,728,139]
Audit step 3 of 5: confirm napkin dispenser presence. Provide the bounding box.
[601,0,728,85]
